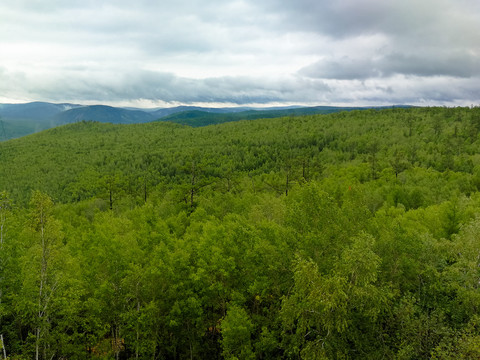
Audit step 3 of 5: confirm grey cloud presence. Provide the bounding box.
[382,52,480,78]
[121,72,330,104]
[4,69,329,105]
[299,58,381,80]
[328,76,480,106]
[300,50,480,80]
[3,64,479,107]
[91,73,480,106]
[255,0,479,40]
[255,0,480,74]
[256,0,392,37]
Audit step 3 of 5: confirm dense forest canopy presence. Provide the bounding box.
[2,107,480,359]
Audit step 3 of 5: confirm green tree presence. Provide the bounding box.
[281,233,390,358]
[30,192,56,360]
[14,191,64,360]
[0,191,11,359]
[221,304,255,360]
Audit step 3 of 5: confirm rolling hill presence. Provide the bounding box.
[158,105,366,126]
[0,101,411,140]
[53,105,156,124]
[0,101,81,120]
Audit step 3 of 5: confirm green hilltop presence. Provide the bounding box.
[0,102,402,139]
[157,105,366,126]
[2,107,480,359]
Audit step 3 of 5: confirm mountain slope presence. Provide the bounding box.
[148,105,250,118]
[0,106,471,205]
[0,101,412,140]
[0,102,84,139]
[54,105,156,124]
[157,106,366,126]
[0,101,81,120]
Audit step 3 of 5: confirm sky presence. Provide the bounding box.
[0,0,479,108]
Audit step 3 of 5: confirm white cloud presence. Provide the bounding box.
[0,0,479,106]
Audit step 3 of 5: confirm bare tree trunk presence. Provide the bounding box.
[29,193,57,360]
[110,186,113,211]
[302,158,310,181]
[1,334,6,360]
[249,173,256,194]
[0,197,6,309]
[285,172,289,196]
[35,325,40,360]
[113,326,120,360]
[190,160,196,209]
[0,218,4,248]
[36,210,47,360]
[0,200,5,317]
[144,179,148,204]
[136,296,140,360]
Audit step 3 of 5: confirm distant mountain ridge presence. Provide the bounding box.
[0,101,412,140]
[54,105,156,124]
[0,102,83,120]
[151,105,410,127]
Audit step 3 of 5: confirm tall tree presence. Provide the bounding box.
[0,192,10,360]
[16,191,64,360]
[31,192,56,360]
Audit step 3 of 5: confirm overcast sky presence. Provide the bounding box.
[1,0,479,107]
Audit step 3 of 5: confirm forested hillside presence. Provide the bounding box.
[1,107,480,359]
[157,106,368,127]
[0,101,388,140]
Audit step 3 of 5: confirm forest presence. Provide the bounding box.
[1,106,480,359]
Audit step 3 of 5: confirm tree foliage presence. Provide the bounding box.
[0,107,480,358]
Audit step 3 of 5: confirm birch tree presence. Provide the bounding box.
[0,192,10,360]
[0,192,10,305]
[20,191,61,360]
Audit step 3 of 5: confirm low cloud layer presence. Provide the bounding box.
[300,51,480,80]
[1,0,479,106]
